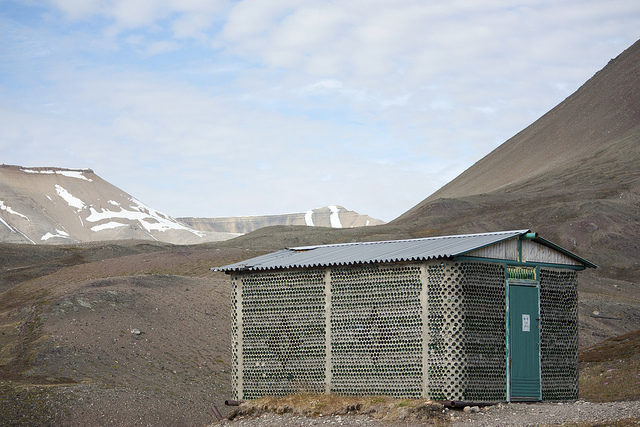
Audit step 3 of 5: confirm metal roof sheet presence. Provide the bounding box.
[214,229,539,272]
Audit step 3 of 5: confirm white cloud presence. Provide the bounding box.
[145,40,179,55]
[222,0,299,41]
[303,79,343,92]
[269,5,350,51]
[380,93,412,108]
[48,0,104,20]
[171,13,212,39]
[49,0,225,38]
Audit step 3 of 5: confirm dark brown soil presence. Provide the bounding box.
[578,329,640,402]
[0,243,263,426]
[0,240,173,293]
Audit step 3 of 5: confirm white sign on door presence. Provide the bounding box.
[522,314,531,332]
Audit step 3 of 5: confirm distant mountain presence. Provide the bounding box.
[178,205,384,234]
[0,165,383,245]
[0,165,236,245]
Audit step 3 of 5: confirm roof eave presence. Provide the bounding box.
[214,254,454,274]
[533,236,597,269]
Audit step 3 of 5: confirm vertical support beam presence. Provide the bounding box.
[504,265,511,402]
[235,276,244,400]
[324,268,332,394]
[517,238,523,262]
[536,274,543,401]
[419,264,430,398]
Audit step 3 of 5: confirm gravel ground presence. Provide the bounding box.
[216,400,640,426]
[452,400,640,426]
[218,413,402,426]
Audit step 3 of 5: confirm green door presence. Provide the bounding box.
[508,283,541,401]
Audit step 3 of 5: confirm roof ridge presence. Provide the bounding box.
[288,229,529,251]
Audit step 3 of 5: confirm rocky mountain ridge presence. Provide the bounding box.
[0,165,228,245]
[0,165,383,245]
[179,205,384,234]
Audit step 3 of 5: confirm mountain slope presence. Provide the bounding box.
[417,39,640,202]
[0,165,235,244]
[393,39,640,273]
[179,205,384,234]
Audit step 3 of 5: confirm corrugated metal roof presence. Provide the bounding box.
[214,229,536,272]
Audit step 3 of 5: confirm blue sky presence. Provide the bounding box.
[1,1,639,221]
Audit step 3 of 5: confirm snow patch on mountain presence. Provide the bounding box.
[328,205,342,228]
[0,201,29,220]
[86,206,152,227]
[41,229,71,241]
[58,171,91,181]
[130,198,169,221]
[55,185,86,210]
[86,197,204,237]
[22,169,54,175]
[91,221,128,232]
[304,210,314,226]
[1,216,36,244]
[0,216,14,231]
[22,168,92,181]
[0,164,238,244]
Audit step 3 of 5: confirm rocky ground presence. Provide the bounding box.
[218,413,419,426]
[452,400,640,426]
[0,244,258,426]
[216,400,640,426]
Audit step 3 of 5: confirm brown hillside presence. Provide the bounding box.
[579,328,640,402]
[0,242,263,425]
[417,39,640,201]
[0,240,173,293]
